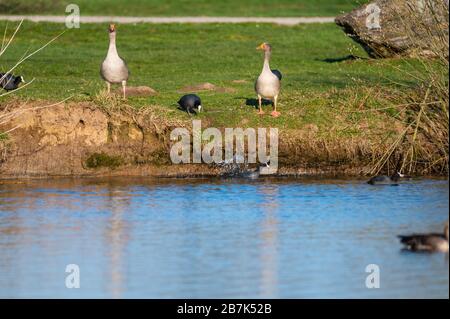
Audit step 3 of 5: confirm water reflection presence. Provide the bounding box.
[0,177,448,298]
[258,184,279,298]
[104,189,131,299]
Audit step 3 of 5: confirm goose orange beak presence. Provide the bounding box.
[256,43,265,50]
[109,24,116,33]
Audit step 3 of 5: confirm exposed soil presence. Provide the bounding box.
[0,100,404,179]
[178,82,236,94]
[1,101,176,177]
[114,86,158,97]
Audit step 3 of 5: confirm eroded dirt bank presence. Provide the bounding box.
[0,102,400,179]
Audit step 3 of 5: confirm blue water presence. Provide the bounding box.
[0,177,448,299]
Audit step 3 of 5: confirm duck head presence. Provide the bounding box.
[256,42,272,52]
[390,171,405,181]
[15,76,25,86]
[108,24,116,34]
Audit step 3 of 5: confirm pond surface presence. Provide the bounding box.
[0,177,448,298]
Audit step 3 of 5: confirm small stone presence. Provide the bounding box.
[115,86,158,97]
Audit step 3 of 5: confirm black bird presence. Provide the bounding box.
[177,94,202,115]
[367,172,405,185]
[0,73,25,91]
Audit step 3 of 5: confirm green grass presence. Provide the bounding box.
[85,152,124,168]
[0,132,8,141]
[0,21,423,133]
[1,0,368,17]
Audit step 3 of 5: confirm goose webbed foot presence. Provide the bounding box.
[271,111,281,118]
[256,95,265,115]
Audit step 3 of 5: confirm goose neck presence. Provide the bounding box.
[262,51,271,72]
[107,33,119,57]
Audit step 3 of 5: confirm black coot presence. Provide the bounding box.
[0,73,25,91]
[177,94,202,115]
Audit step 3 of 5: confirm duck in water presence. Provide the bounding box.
[367,172,406,185]
[237,161,273,180]
[398,222,449,253]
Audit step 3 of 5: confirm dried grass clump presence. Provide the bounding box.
[1,21,64,158]
[370,0,449,175]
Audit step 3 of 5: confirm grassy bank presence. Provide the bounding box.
[1,22,420,128]
[0,21,447,176]
[1,0,367,17]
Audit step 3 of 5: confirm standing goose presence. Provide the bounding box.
[255,43,282,117]
[398,222,449,253]
[101,24,129,99]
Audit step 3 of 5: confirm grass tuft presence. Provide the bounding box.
[85,152,124,169]
[369,1,449,176]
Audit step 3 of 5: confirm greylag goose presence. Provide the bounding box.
[100,24,129,99]
[0,73,25,91]
[178,94,202,115]
[398,222,449,253]
[367,172,405,185]
[255,43,282,117]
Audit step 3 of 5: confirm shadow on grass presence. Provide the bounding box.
[239,97,273,110]
[318,55,368,63]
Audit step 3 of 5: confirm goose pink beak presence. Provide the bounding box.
[256,43,266,50]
